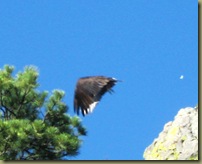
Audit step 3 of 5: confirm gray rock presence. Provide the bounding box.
[143,106,198,160]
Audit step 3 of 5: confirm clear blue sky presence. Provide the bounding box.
[0,0,197,160]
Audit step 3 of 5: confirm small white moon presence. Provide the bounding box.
[180,75,184,79]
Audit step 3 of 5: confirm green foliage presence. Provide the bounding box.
[0,65,86,160]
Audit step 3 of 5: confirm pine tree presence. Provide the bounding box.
[0,65,86,160]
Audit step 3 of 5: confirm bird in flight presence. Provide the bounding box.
[74,76,119,116]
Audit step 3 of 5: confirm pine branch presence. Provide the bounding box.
[16,88,31,112]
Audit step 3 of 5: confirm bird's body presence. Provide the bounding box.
[74,76,118,116]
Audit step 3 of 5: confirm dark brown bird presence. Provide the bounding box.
[74,76,118,116]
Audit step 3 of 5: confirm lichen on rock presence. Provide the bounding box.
[143,107,198,160]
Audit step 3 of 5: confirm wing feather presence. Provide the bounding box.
[74,76,118,116]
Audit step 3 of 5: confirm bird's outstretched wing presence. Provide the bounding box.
[74,76,118,116]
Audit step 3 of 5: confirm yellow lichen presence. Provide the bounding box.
[157,142,167,151]
[181,135,187,141]
[168,143,176,150]
[168,126,179,136]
